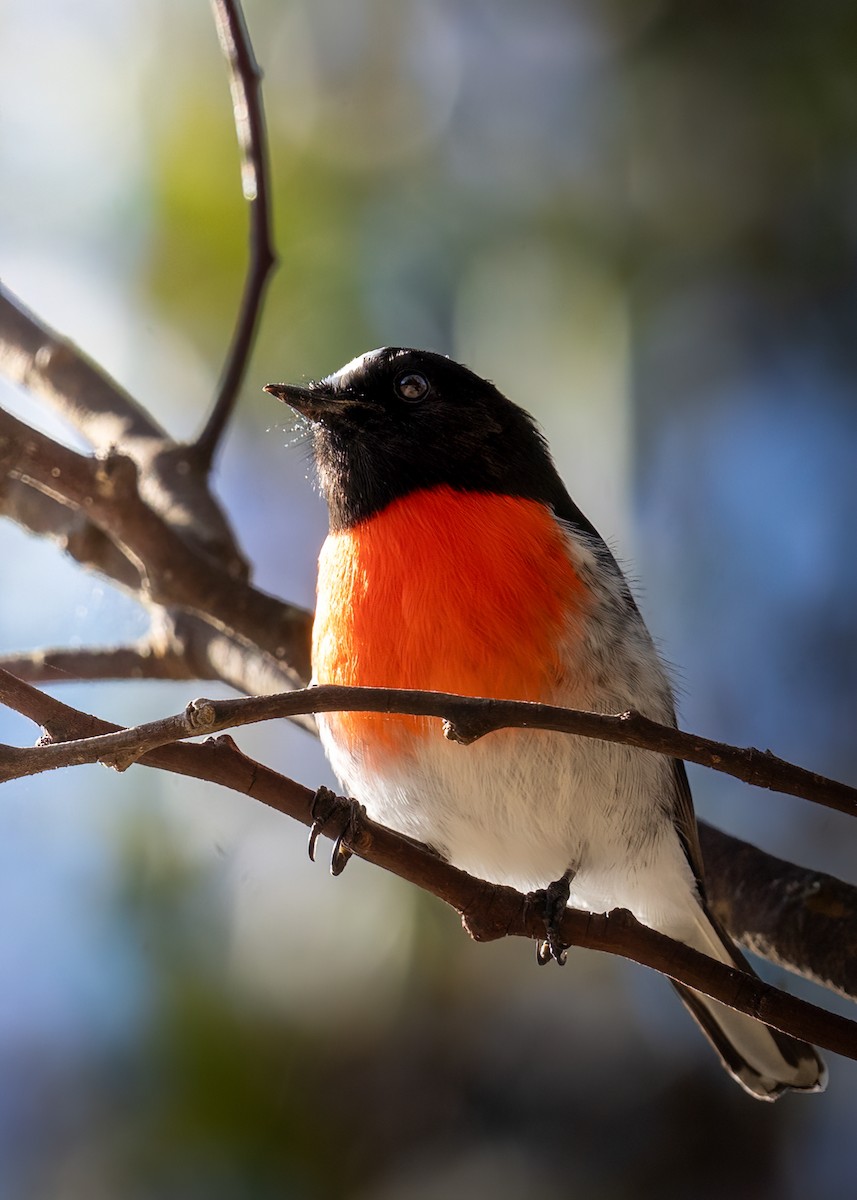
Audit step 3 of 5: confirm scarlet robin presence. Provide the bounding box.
[266,347,825,1100]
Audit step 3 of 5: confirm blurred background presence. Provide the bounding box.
[1,0,856,1195]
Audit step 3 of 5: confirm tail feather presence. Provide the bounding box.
[669,904,826,1100]
[671,981,826,1100]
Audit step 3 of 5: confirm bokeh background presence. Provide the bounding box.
[1,0,856,1196]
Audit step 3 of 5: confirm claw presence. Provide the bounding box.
[306,786,363,877]
[307,820,323,863]
[328,797,364,876]
[536,938,568,966]
[531,869,574,966]
[330,833,353,877]
[307,786,339,863]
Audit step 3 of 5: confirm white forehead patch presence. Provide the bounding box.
[324,347,392,388]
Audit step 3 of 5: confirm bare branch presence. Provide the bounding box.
[0,480,302,696]
[0,669,853,1058]
[1,680,855,818]
[0,282,249,574]
[0,645,202,686]
[0,618,315,730]
[129,440,249,578]
[165,614,315,718]
[2,647,839,979]
[9,682,851,813]
[135,746,857,1057]
[0,473,141,589]
[0,282,166,448]
[0,468,309,698]
[0,407,312,679]
[5,663,843,987]
[700,823,857,1001]
[195,0,277,468]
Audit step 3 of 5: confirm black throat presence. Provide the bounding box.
[311,417,603,541]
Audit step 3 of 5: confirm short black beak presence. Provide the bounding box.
[263,381,339,421]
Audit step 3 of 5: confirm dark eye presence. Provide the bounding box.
[395,371,430,402]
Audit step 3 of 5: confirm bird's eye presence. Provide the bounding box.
[394,371,430,402]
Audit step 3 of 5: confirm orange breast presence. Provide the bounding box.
[313,486,588,755]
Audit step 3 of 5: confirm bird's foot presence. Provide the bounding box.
[530,870,574,966]
[307,786,365,876]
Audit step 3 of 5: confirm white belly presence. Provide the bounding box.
[319,709,699,934]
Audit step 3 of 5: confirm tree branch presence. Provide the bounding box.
[0,669,854,1059]
[135,748,857,1059]
[0,281,167,448]
[0,406,312,680]
[161,614,315,715]
[0,644,202,686]
[0,472,142,590]
[0,281,248,577]
[4,681,849,815]
[3,672,857,996]
[195,0,277,468]
[0,466,310,699]
[700,823,857,1001]
[0,612,312,711]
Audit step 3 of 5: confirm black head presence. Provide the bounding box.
[265,347,599,537]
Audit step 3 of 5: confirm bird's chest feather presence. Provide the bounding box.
[312,487,590,755]
[312,486,680,895]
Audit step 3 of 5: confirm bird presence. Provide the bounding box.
[265,346,826,1101]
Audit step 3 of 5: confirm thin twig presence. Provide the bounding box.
[0,669,854,1057]
[0,645,203,686]
[195,0,277,467]
[1,680,854,818]
[0,630,315,732]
